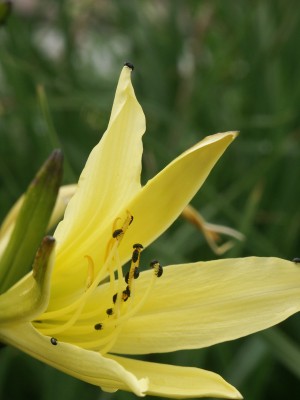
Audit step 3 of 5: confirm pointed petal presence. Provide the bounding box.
[0,236,55,324]
[109,355,242,399]
[54,66,145,252]
[0,323,148,396]
[111,257,300,354]
[118,131,238,261]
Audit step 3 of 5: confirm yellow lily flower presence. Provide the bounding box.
[1,64,300,399]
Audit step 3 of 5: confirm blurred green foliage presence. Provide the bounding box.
[0,0,299,399]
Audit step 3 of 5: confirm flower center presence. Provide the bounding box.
[33,212,163,355]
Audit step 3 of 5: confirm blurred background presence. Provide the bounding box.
[0,0,299,399]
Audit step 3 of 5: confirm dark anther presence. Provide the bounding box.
[129,215,134,225]
[125,285,131,295]
[132,244,143,262]
[50,337,58,345]
[132,249,140,263]
[112,293,118,304]
[122,286,131,301]
[150,260,159,267]
[94,323,103,331]
[106,308,113,316]
[156,264,163,277]
[133,267,140,279]
[124,62,134,70]
[112,229,123,238]
[133,243,143,249]
[150,260,163,277]
[125,271,129,284]
[292,257,300,263]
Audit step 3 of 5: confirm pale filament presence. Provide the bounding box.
[59,272,157,352]
[36,211,163,356]
[37,213,132,328]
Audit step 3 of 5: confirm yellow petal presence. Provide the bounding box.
[0,236,55,324]
[54,66,145,252]
[118,131,238,261]
[0,323,148,396]
[109,355,242,399]
[111,257,300,354]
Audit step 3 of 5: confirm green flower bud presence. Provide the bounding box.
[0,150,63,293]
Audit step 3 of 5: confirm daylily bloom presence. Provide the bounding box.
[1,64,300,399]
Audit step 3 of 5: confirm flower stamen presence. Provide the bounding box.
[94,323,103,331]
[36,212,133,334]
[150,260,163,277]
[35,212,164,357]
[50,337,58,346]
[106,308,113,316]
[125,244,143,293]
